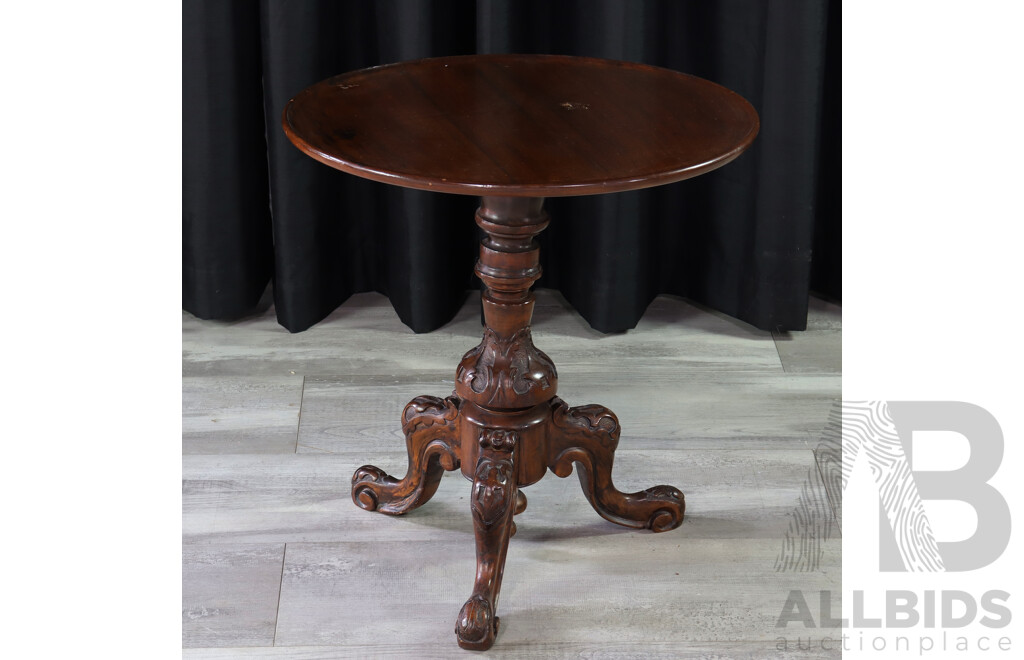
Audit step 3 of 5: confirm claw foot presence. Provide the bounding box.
[456,594,498,650]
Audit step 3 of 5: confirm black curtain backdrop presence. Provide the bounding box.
[183,0,840,334]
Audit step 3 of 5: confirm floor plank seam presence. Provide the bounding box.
[771,333,791,374]
[294,377,306,454]
[272,543,287,647]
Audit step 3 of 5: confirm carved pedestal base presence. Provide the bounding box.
[351,393,685,650]
[350,196,685,651]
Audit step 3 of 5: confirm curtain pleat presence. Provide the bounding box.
[183,0,840,333]
[183,0,273,319]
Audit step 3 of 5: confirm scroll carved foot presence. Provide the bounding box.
[456,429,518,651]
[548,398,685,532]
[351,395,461,515]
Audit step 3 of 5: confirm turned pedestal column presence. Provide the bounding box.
[351,197,685,650]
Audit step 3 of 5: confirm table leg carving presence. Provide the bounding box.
[350,197,685,650]
[548,397,685,532]
[456,429,518,651]
[351,395,461,514]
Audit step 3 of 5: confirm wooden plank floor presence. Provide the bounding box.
[183,289,842,658]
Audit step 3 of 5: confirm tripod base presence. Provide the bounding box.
[351,394,685,650]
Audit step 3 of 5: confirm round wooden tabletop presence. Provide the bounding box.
[283,54,759,197]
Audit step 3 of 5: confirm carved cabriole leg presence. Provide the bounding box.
[351,194,687,652]
[456,429,519,651]
[547,397,686,532]
[351,395,461,514]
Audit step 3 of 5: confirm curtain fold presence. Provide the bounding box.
[183,0,840,333]
[183,0,273,319]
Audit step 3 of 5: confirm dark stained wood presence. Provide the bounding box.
[351,395,460,515]
[457,428,518,650]
[455,197,557,408]
[286,54,757,652]
[347,196,687,650]
[283,54,758,197]
[549,397,685,532]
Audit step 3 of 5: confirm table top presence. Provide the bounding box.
[283,54,759,197]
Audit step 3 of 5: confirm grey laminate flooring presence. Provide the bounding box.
[183,289,841,658]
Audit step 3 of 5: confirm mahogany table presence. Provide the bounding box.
[283,54,758,651]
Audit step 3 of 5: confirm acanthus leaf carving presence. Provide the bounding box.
[402,394,461,434]
[456,327,557,407]
[471,456,515,528]
[550,397,620,452]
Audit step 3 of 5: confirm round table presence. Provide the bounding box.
[283,54,759,651]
